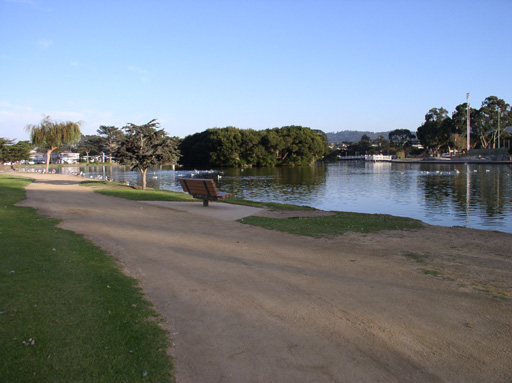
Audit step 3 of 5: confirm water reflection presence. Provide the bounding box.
[64,162,512,233]
[416,164,512,230]
[219,166,327,204]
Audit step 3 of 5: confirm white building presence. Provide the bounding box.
[29,151,80,164]
[55,152,80,164]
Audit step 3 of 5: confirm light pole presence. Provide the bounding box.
[466,93,471,153]
[498,107,501,149]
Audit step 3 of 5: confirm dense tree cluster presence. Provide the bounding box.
[417,96,511,154]
[76,134,107,163]
[73,125,125,163]
[335,133,408,157]
[179,126,329,168]
[0,138,32,165]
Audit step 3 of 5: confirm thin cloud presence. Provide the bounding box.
[127,66,150,82]
[0,54,26,63]
[127,65,148,74]
[49,111,85,121]
[0,99,34,112]
[37,38,53,49]
[0,101,41,140]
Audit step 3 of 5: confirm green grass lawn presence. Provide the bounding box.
[0,175,174,383]
[239,211,424,238]
[226,197,316,211]
[94,187,196,202]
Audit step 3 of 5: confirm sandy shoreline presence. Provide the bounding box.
[6,171,512,382]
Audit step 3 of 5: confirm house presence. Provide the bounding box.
[30,151,80,164]
[55,152,80,164]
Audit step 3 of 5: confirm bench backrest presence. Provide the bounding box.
[179,178,220,197]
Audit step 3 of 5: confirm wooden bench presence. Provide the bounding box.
[179,178,233,207]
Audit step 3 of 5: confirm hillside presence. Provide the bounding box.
[326,130,390,144]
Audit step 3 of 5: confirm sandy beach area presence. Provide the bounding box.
[9,171,512,382]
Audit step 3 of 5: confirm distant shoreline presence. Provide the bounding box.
[336,158,512,165]
[391,158,512,165]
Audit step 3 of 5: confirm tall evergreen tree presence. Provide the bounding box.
[3,141,32,166]
[416,108,453,154]
[115,119,180,190]
[97,125,124,163]
[473,96,511,148]
[0,138,14,162]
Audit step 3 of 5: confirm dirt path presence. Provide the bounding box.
[13,173,512,382]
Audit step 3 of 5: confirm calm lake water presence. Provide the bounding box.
[66,162,512,234]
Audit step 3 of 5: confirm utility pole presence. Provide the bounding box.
[466,93,471,153]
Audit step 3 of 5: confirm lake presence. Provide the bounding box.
[64,161,512,234]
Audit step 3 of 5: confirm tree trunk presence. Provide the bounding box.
[45,149,52,173]
[480,135,489,149]
[140,168,147,190]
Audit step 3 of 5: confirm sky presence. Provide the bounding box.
[1,0,511,142]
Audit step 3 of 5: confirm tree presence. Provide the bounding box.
[357,134,374,155]
[240,129,266,166]
[273,126,329,165]
[388,129,415,156]
[76,135,106,163]
[0,138,14,162]
[375,135,391,155]
[97,125,124,163]
[179,126,328,168]
[178,130,215,168]
[25,115,82,173]
[261,128,287,164]
[115,119,180,190]
[473,96,511,149]
[209,126,243,167]
[416,108,453,155]
[4,141,32,166]
[451,102,478,152]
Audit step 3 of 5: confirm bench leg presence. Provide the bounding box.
[202,199,209,207]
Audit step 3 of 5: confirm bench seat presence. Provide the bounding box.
[179,178,233,206]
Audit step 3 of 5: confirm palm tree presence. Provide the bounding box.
[26,115,82,173]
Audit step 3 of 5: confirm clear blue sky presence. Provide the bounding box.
[1,0,511,141]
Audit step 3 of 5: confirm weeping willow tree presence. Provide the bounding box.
[25,115,82,173]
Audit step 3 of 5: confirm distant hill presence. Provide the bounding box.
[326,130,391,144]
